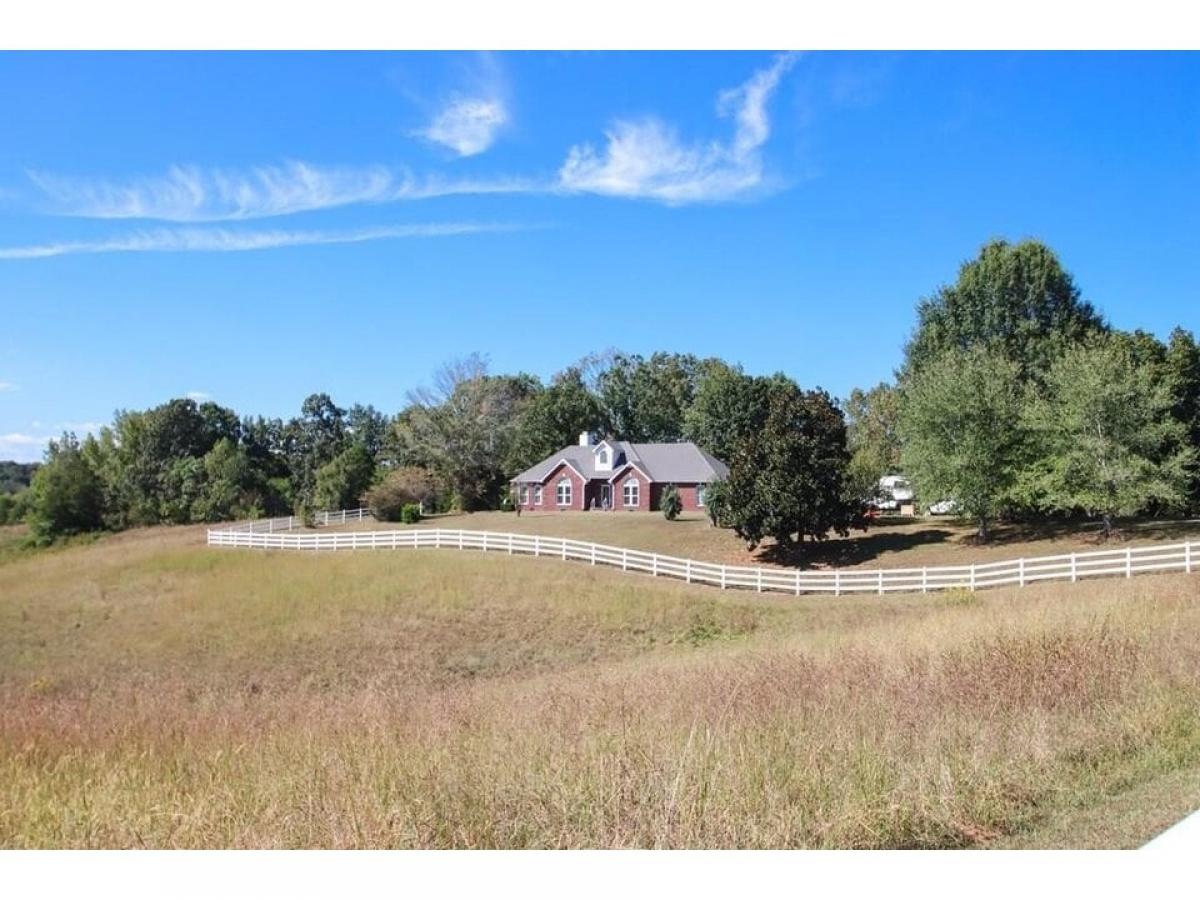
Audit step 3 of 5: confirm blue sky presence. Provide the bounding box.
[0,51,1197,462]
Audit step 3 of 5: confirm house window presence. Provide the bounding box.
[598,448,608,466]
[534,485,543,506]
[697,485,706,507]
[556,478,572,506]
[519,485,529,505]
[623,477,639,507]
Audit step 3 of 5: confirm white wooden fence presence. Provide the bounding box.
[207,510,1200,598]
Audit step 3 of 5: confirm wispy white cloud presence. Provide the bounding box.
[0,221,530,260]
[0,433,45,463]
[0,422,103,463]
[558,54,797,204]
[411,51,510,157]
[27,162,535,223]
[417,98,509,157]
[185,391,212,402]
[0,381,18,393]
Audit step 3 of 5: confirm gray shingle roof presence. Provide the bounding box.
[512,440,728,484]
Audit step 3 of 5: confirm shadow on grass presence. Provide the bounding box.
[757,527,956,569]
[753,516,1200,569]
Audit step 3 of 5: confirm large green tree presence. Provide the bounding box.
[1164,327,1200,513]
[904,239,1107,383]
[898,346,1028,541]
[682,364,776,463]
[843,382,902,502]
[506,367,605,471]
[394,355,539,510]
[597,352,724,442]
[26,433,104,541]
[284,393,348,506]
[313,443,377,511]
[722,379,859,550]
[1022,334,1196,536]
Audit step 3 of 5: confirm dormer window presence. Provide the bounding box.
[593,440,615,473]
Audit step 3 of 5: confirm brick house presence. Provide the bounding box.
[510,432,729,513]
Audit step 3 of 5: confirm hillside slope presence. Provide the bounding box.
[2,526,1199,848]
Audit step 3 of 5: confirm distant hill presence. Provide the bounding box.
[0,461,39,493]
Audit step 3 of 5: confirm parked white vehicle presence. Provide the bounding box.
[928,499,960,515]
[874,475,914,511]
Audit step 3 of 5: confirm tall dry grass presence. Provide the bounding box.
[1,528,1199,848]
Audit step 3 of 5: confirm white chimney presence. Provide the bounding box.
[578,431,594,447]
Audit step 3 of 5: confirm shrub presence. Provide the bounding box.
[661,484,682,521]
[0,489,31,525]
[366,467,439,522]
[400,503,422,524]
[702,479,729,527]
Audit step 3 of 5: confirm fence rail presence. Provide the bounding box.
[207,510,1200,598]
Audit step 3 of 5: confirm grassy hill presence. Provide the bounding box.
[2,522,1199,848]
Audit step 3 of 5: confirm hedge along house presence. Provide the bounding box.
[511,432,729,513]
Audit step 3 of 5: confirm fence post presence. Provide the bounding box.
[686,559,692,583]
[508,534,513,555]
[921,567,927,594]
[591,544,596,566]
[794,570,800,597]
[835,569,841,597]
[877,570,883,595]
[562,540,567,561]
[652,554,658,577]
[1187,542,1193,574]
[1126,547,1132,578]
[720,565,727,590]
[534,536,540,557]
[1019,558,1025,588]
[969,564,976,592]
[1071,553,1077,583]
[622,548,627,571]
[459,531,464,551]
[756,568,762,593]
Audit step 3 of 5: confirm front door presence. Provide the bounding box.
[599,484,612,510]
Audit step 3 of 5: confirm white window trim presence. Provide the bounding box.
[697,484,706,507]
[518,485,529,505]
[534,485,543,506]
[556,477,572,507]
[623,477,639,508]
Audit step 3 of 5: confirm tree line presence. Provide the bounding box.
[12,238,1199,548]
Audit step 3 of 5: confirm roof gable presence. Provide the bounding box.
[511,439,726,484]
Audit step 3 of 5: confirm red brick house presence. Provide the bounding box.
[511,432,729,512]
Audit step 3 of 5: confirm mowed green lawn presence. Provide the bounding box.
[327,509,1200,571]
[2,521,1199,848]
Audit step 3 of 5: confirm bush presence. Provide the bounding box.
[703,479,730,527]
[366,466,439,522]
[400,503,422,524]
[0,489,31,525]
[661,484,682,521]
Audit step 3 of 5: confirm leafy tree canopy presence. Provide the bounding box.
[1020,333,1196,535]
[904,239,1107,382]
[898,346,1028,541]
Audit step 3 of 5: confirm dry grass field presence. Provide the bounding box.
[2,519,1199,848]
